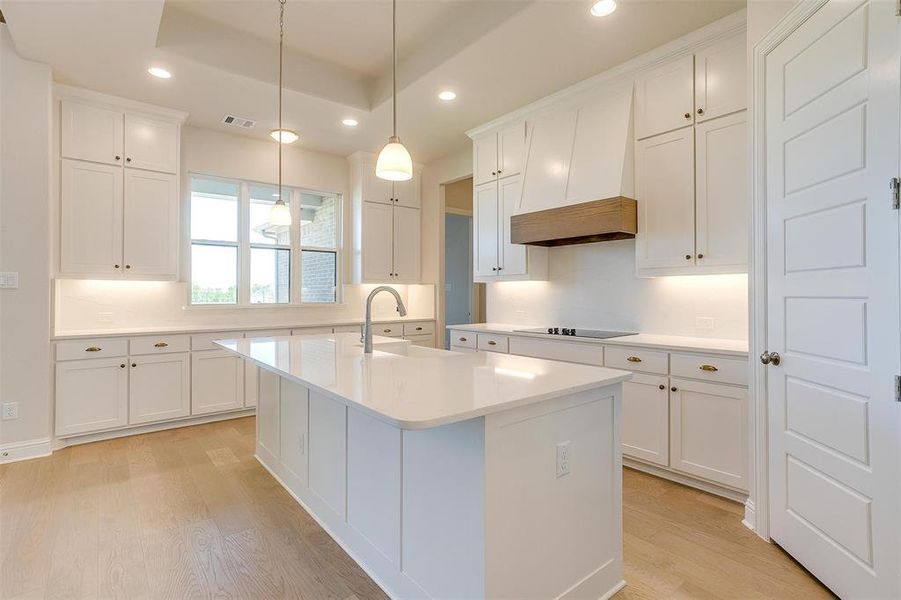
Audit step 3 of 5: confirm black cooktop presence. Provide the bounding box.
[513,327,637,339]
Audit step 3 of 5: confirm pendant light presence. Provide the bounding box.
[269,0,292,227]
[375,0,413,181]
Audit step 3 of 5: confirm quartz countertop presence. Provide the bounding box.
[215,333,631,430]
[446,323,749,357]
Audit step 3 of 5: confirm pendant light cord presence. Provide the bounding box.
[277,0,286,205]
[392,0,397,138]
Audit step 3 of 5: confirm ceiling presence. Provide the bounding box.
[0,0,745,163]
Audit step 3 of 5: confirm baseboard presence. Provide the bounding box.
[624,458,748,503]
[742,499,757,532]
[0,437,53,464]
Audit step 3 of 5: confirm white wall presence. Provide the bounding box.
[0,27,53,448]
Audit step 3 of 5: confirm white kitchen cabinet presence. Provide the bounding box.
[498,176,527,276]
[635,54,695,140]
[191,350,245,415]
[669,377,748,490]
[473,132,499,186]
[635,128,696,273]
[61,100,124,166]
[621,373,670,467]
[361,201,394,281]
[123,113,179,174]
[519,109,577,213]
[694,34,746,123]
[123,169,178,278]
[392,205,421,283]
[55,357,129,436]
[60,159,123,276]
[393,169,421,208]
[473,122,526,187]
[128,352,190,424]
[362,159,395,205]
[474,182,499,278]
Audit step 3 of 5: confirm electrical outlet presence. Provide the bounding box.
[0,272,18,289]
[695,317,716,331]
[556,441,571,478]
[2,402,19,420]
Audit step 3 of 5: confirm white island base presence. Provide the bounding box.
[257,371,623,600]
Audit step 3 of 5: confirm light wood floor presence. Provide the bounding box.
[0,417,834,600]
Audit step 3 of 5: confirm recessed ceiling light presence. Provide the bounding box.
[590,0,616,17]
[147,66,172,79]
[342,118,359,127]
[438,90,457,101]
[270,129,299,143]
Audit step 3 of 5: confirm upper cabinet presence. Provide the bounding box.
[635,55,695,140]
[56,89,186,280]
[360,162,420,208]
[473,122,526,186]
[694,34,747,124]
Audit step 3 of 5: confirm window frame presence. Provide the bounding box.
[187,173,343,308]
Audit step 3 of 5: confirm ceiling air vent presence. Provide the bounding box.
[221,114,256,129]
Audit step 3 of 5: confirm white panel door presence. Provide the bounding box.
[60,159,123,276]
[765,2,899,597]
[123,113,178,173]
[60,100,123,166]
[191,350,245,415]
[635,54,694,139]
[473,133,498,186]
[635,128,695,272]
[55,358,128,436]
[695,33,747,123]
[473,182,499,278]
[498,122,526,179]
[361,201,394,281]
[519,107,577,213]
[621,373,669,466]
[695,111,747,271]
[393,170,421,208]
[129,353,190,424]
[392,206,421,283]
[498,175,526,276]
[123,169,177,278]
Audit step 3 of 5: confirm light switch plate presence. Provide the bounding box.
[0,272,19,289]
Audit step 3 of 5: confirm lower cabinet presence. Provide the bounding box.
[129,353,190,424]
[191,349,245,415]
[55,357,129,436]
[621,373,669,467]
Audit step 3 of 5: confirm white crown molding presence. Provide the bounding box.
[0,437,53,464]
[466,8,747,139]
[54,82,189,122]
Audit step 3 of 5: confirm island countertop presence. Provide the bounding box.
[216,332,631,430]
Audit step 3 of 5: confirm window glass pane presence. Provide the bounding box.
[191,244,237,304]
[301,250,337,303]
[300,194,337,248]
[250,184,291,246]
[251,247,291,304]
[191,178,238,242]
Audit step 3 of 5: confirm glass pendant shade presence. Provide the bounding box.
[269,200,291,226]
[376,136,413,181]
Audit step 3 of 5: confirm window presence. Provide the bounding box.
[189,176,341,306]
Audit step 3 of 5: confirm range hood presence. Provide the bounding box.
[510,196,637,247]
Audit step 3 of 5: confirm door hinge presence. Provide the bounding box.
[891,177,900,209]
[895,375,901,402]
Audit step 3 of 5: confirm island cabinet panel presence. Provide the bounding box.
[256,369,280,464]
[309,393,347,519]
[279,379,309,492]
[347,410,401,566]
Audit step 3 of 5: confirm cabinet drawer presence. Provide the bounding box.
[478,334,509,353]
[670,352,747,386]
[129,334,189,355]
[450,330,476,349]
[374,324,402,338]
[509,336,603,366]
[192,331,242,351]
[57,338,128,361]
[403,321,434,336]
[605,346,668,374]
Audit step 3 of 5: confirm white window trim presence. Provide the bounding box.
[187,173,343,308]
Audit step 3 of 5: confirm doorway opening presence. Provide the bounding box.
[442,177,484,348]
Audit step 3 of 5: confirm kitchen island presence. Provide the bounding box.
[216,333,631,600]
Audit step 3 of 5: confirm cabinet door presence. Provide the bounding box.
[670,377,748,490]
[498,175,526,276]
[636,128,696,273]
[519,107,577,213]
[123,169,177,278]
[55,358,128,436]
[279,378,310,492]
[635,54,695,139]
[473,133,498,186]
[363,162,395,205]
[393,170,421,208]
[191,350,245,415]
[694,34,746,123]
[392,206,421,283]
[123,113,178,173]
[361,201,394,281]
[498,122,526,179]
[473,182,499,278]
[60,100,123,166]
[60,159,123,276]
[129,353,189,424]
[621,373,669,466]
[695,111,747,271]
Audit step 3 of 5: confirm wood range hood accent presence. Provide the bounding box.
[510,196,637,247]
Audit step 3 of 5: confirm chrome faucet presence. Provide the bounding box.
[362,286,407,354]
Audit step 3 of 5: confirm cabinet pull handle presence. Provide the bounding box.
[488,340,497,346]
[459,337,467,342]
[671,386,678,392]
[699,364,718,372]
[658,384,665,390]
[626,356,642,363]
[85,346,102,352]
[415,326,423,331]
[683,112,691,119]
[383,329,392,333]
[154,342,169,348]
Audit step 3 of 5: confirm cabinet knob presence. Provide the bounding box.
[658,384,665,390]
[114,264,120,269]
[120,363,126,368]
[684,112,691,119]
[492,267,497,271]
[697,108,704,115]
[126,157,132,163]
[131,363,137,368]
[497,169,502,174]
[125,265,131,269]
[671,386,678,392]
[491,171,497,176]
[697,253,704,259]
[685,254,692,260]
[415,327,423,331]
[115,155,121,161]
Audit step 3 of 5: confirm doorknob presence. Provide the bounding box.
[760,351,781,366]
